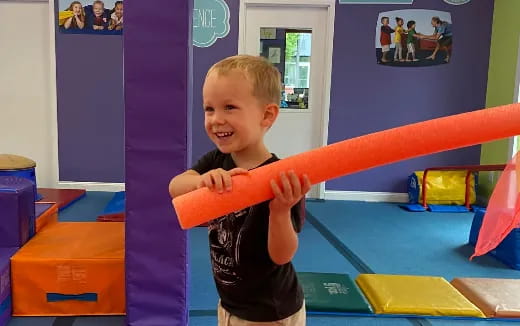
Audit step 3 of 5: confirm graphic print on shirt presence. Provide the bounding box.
[208,207,252,286]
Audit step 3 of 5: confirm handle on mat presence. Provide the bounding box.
[46,293,98,302]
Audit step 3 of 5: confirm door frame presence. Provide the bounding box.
[238,0,336,199]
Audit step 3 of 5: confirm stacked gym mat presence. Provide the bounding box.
[0,168,124,324]
[11,222,125,316]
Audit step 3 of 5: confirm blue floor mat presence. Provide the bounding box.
[58,191,115,222]
[188,220,362,311]
[188,227,218,311]
[306,201,520,280]
[428,204,470,212]
[100,191,125,215]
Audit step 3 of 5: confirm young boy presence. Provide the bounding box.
[406,20,419,62]
[169,55,311,325]
[380,16,394,63]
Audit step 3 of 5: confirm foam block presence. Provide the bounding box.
[37,188,86,211]
[173,104,520,229]
[451,278,520,318]
[10,222,125,316]
[355,274,485,317]
[0,176,35,247]
[0,154,37,201]
[469,209,485,246]
[493,227,520,270]
[35,202,58,233]
[0,248,17,326]
[472,153,519,259]
[297,272,372,313]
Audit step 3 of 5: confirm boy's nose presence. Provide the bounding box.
[211,112,225,124]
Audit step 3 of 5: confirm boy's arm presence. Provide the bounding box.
[268,208,299,265]
[168,170,201,198]
[268,172,310,265]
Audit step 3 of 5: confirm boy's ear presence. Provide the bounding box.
[262,103,279,128]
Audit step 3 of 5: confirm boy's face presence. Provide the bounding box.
[93,3,104,16]
[382,18,388,25]
[202,70,276,154]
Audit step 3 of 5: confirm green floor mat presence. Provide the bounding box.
[298,272,373,313]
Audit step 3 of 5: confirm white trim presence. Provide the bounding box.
[49,0,60,188]
[318,1,335,200]
[239,0,335,200]
[55,182,125,192]
[508,136,517,158]
[324,190,409,203]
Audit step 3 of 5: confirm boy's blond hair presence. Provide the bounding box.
[206,55,282,105]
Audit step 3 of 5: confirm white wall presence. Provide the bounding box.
[0,1,54,187]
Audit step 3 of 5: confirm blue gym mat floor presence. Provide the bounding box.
[8,191,520,325]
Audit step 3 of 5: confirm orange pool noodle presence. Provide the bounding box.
[173,104,520,229]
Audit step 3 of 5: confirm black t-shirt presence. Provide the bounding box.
[191,149,305,322]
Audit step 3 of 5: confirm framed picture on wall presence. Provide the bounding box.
[58,0,123,35]
[260,28,277,40]
[375,9,452,67]
[268,47,281,64]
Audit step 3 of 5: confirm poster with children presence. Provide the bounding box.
[58,0,123,35]
[375,9,452,67]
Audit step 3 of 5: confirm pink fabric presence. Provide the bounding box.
[471,153,520,259]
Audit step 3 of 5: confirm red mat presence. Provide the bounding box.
[37,188,86,210]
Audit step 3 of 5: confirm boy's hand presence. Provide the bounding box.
[269,171,311,214]
[198,168,249,193]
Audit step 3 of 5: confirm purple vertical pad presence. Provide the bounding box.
[0,176,34,247]
[0,248,17,326]
[124,0,192,325]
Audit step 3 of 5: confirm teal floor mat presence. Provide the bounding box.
[58,191,115,222]
[306,201,520,280]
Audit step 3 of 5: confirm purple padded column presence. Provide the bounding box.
[124,0,192,325]
[0,248,17,326]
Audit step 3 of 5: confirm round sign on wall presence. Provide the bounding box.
[193,0,231,48]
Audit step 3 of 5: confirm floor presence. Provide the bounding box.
[7,192,520,325]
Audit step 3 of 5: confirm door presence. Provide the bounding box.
[240,2,333,198]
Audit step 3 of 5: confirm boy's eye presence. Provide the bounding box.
[225,105,236,110]
[204,106,214,112]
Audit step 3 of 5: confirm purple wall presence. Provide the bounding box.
[191,0,239,165]
[191,0,494,193]
[326,0,493,192]
[55,0,494,192]
[55,4,124,183]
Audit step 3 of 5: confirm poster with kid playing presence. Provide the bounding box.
[376,9,452,67]
[58,0,123,35]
